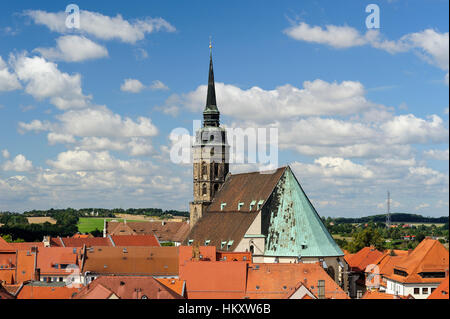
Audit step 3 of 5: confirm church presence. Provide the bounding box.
[184,47,349,292]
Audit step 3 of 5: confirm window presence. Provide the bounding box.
[414,288,420,294]
[202,184,207,196]
[202,162,207,176]
[431,288,436,294]
[422,288,428,294]
[250,245,254,254]
[214,163,219,178]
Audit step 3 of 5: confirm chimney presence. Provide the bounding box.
[43,236,50,247]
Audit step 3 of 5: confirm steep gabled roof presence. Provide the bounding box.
[208,167,286,213]
[264,167,343,257]
[345,247,384,272]
[387,238,449,284]
[73,276,184,299]
[0,237,13,251]
[179,261,248,299]
[245,263,348,299]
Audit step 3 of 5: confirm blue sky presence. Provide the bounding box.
[0,0,448,217]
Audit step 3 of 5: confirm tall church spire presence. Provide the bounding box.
[203,38,220,127]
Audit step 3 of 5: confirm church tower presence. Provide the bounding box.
[189,42,229,228]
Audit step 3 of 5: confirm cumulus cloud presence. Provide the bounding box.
[120,78,145,93]
[2,154,33,172]
[0,56,22,92]
[35,35,108,62]
[164,79,375,121]
[11,54,92,109]
[284,22,449,82]
[24,9,176,44]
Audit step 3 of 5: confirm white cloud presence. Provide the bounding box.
[47,132,76,145]
[168,79,374,121]
[0,56,22,92]
[381,114,448,144]
[24,10,176,44]
[284,22,449,81]
[35,35,108,62]
[1,149,10,159]
[11,54,92,109]
[18,119,52,133]
[423,149,449,161]
[284,22,369,48]
[2,154,33,172]
[120,78,145,93]
[292,157,374,180]
[55,106,158,138]
[150,80,169,91]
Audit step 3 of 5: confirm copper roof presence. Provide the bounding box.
[183,211,259,251]
[207,167,286,213]
[81,246,179,276]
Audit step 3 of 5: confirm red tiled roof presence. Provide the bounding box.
[428,276,449,299]
[51,236,111,247]
[16,285,79,299]
[179,261,248,299]
[72,276,184,299]
[81,246,179,276]
[0,237,13,251]
[345,247,384,272]
[245,263,349,299]
[8,242,44,250]
[110,234,160,247]
[36,247,80,275]
[107,221,190,243]
[0,283,15,299]
[362,290,414,299]
[386,239,449,284]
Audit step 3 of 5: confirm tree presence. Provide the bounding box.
[348,228,385,253]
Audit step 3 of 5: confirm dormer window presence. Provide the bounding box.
[238,202,244,211]
[249,200,256,210]
[221,203,227,211]
[221,241,227,249]
[204,240,210,246]
[257,200,264,210]
[188,239,194,246]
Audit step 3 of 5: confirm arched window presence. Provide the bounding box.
[210,134,215,142]
[210,148,215,156]
[214,163,219,177]
[250,245,254,254]
[202,183,207,196]
[202,162,207,176]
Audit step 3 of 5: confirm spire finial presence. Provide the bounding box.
[209,36,212,56]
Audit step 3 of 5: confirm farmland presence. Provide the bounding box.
[76,217,147,233]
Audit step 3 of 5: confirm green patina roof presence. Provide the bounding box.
[264,166,343,258]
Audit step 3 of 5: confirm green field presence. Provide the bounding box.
[77,218,146,233]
